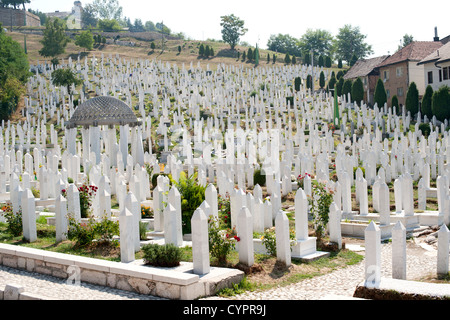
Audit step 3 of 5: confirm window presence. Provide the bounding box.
[428,71,433,84]
[386,89,390,99]
[396,67,403,77]
[397,87,404,97]
[444,67,449,81]
[439,70,442,82]
[383,70,390,81]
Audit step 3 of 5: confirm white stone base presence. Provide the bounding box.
[390,212,420,231]
[341,221,395,240]
[418,211,445,226]
[291,237,317,258]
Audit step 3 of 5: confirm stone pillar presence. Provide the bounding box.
[437,224,450,277]
[237,207,254,267]
[119,208,135,263]
[55,194,68,243]
[392,221,406,279]
[191,208,210,275]
[364,221,381,287]
[21,188,37,242]
[275,211,291,267]
[125,192,140,252]
[295,188,308,241]
[378,182,390,226]
[205,183,218,219]
[66,183,81,222]
[329,202,342,249]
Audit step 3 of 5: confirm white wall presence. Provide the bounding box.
[422,61,450,92]
[409,61,426,95]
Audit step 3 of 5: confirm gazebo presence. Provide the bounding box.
[66,96,143,167]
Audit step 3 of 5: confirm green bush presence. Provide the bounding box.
[172,172,206,234]
[418,123,431,138]
[142,243,182,267]
[1,205,22,237]
[253,168,266,186]
[208,216,238,265]
[66,215,119,247]
[342,79,353,98]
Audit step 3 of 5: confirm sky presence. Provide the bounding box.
[28,0,450,58]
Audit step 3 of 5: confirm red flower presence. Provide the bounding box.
[234,236,240,242]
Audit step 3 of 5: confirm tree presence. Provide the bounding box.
[342,79,353,98]
[177,45,181,55]
[328,73,336,90]
[272,53,276,64]
[97,19,121,32]
[39,18,69,58]
[267,53,270,63]
[351,78,364,106]
[205,45,210,58]
[336,77,344,97]
[374,78,387,108]
[302,51,311,65]
[199,43,204,56]
[431,85,450,122]
[294,77,302,91]
[325,56,332,68]
[391,95,399,114]
[150,41,156,51]
[298,29,334,58]
[220,14,247,50]
[284,53,291,64]
[319,71,325,89]
[318,55,324,67]
[90,0,123,21]
[337,59,343,68]
[334,24,373,64]
[267,33,301,57]
[291,55,296,65]
[405,82,419,116]
[130,18,144,32]
[144,21,156,31]
[0,24,30,120]
[349,54,358,66]
[401,34,414,48]
[247,48,253,61]
[306,75,313,90]
[81,3,98,28]
[421,85,433,118]
[51,68,82,95]
[75,30,94,51]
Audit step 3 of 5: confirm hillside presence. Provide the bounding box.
[9,30,294,70]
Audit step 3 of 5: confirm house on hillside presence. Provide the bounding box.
[343,55,389,106]
[374,41,443,107]
[417,41,450,91]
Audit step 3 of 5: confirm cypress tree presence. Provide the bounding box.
[431,85,450,122]
[325,56,332,68]
[284,53,291,64]
[338,59,343,68]
[351,77,364,106]
[319,71,325,89]
[199,44,204,56]
[318,55,324,67]
[421,85,433,118]
[294,77,302,91]
[391,95,399,115]
[405,82,419,116]
[292,55,296,65]
[247,48,253,61]
[306,75,313,90]
[374,78,387,108]
[342,79,353,98]
[336,77,344,97]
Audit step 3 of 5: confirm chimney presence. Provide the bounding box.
[434,27,440,42]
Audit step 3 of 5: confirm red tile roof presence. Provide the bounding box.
[377,41,443,68]
[343,55,390,80]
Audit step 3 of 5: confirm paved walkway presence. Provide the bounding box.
[0,241,439,300]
